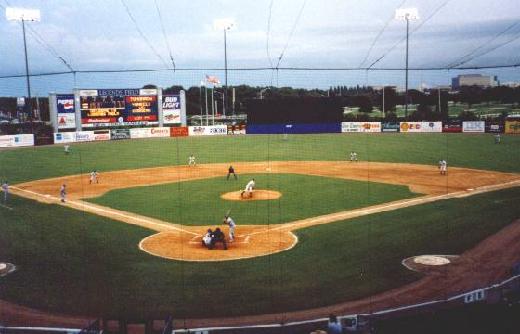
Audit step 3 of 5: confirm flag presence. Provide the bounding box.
[205,75,221,85]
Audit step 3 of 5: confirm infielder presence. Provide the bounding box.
[223,215,236,242]
[188,154,196,167]
[1,181,8,203]
[60,184,67,202]
[439,159,447,175]
[89,170,99,184]
[241,178,255,198]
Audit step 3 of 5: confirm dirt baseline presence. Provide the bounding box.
[11,161,520,262]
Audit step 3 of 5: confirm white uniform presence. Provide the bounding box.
[202,231,212,246]
[245,180,255,192]
[440,160,447,174]
[225,217,236,242]
[89,171,98,184]
[1,182,8,203]
[60,185,67,202]
[188,155,196,166]
[350,152,358,161]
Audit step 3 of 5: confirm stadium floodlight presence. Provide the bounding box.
[214,18,236,118]
[6,7,41,121]
[395,8,419,118]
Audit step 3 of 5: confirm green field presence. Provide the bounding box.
[0,133,519,320]
[1,187,518,319]
[87,173,418,226]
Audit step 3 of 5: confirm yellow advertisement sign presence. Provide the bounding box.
[505,121,520,134]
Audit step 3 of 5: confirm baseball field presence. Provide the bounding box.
[0,133,519,326]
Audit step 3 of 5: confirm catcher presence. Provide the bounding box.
[241,178,255,199]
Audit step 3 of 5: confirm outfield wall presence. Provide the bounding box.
[4,120,517,148]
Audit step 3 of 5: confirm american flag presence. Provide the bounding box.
[205,75,221,85]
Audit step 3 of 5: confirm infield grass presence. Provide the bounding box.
[86,173,419,226]
[1,187,519,319]
[1,133,519,184]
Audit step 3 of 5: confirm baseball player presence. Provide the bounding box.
[1,181,8,203]
[350,151,358,162]
[227,165,237,180]
[241,178,255,198]
[223,215,236,242]
[439,159,447,175]
[201,228,213,249]
[188,154,196,167]
[60,184,67,203]
[494,133,501,144]
[89,170,99,184]
[64,145,70,155]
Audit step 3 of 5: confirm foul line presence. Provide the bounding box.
[10,186,198,236]
[0,203,13,210]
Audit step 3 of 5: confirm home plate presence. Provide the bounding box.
[467,188,474,191]
[266,167,271,171]
[414,255,450,266]
[45,194,51,197]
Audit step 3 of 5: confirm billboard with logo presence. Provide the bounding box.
[162,95,181,124]
[341,122,382,133]
[188,125,228,136]
[462,121,485,133]
[0,134,34,148]
[505,120,520,134]
[56,94,76,129]
[485,122,503,133]
[79,89,158,128]
[400,122,441,133]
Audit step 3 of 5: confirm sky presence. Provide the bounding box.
[0,0,519,96]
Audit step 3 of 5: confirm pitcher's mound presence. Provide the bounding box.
[221,190,282,201]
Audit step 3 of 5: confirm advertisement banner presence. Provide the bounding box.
[56,94,76,129]
[341,122,381,133]
[421,122,443,133]
[341,122,362,133]
[382,122,400,132]
[130,128,152,139]
[227,124,247,134]
[170,126,189,137]
[110,128,131,140]
[93,130,111,141]
[149,127,171,138]
[505,120,520,134]
[400,122,422,133]
[75,131,95,142]
[485,122,504,133]
[0,134,35,148]
[443,122,462,133]
[462,121,485,133]
[188,125,228,136]
[80,89,158,128]
[162,95,181,124]
[54,132,76,144]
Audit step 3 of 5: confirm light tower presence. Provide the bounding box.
[395,8,419,118]
[214,18,236,117]
[6,7,41,120]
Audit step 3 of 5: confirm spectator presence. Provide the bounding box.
[327,314,343,334]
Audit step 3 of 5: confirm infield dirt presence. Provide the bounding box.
[11,161,520,261]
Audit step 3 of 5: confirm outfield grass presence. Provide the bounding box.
[0,133,519,184]
[87,173,418,226]
[0,187,518,319]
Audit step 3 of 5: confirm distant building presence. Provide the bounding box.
[451,74,498,89]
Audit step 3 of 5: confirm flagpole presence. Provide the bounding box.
[205,83,209,126]
[211,86,215,126]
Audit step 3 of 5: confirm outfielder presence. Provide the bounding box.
[223,215,236,242]
[350,151,358,162]
[188,154,196,167]
[241,178,255,198]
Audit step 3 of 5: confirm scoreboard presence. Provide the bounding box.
[80,88,158,128]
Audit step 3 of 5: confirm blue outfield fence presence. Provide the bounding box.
[246,123,341,134]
